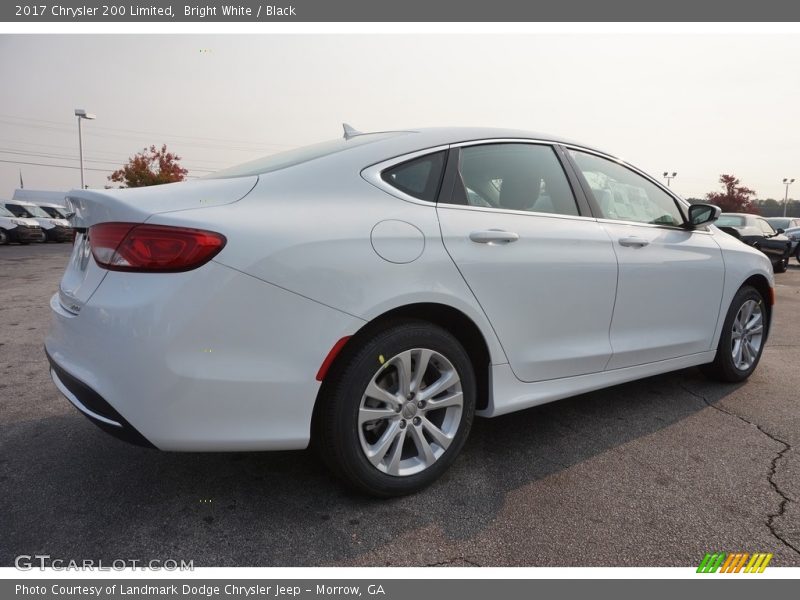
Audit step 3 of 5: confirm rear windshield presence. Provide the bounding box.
[717,215,746,227]
[206,132,404,179]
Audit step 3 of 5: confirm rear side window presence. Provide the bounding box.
[381,151,446,203]
[447,143,580,216]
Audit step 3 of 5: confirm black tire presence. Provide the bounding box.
[0,229,7,245]
[773,257,788,273]
[701,285,767,383]
[795,247,800,265]
[316,319,476,497]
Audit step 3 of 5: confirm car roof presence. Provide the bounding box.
[354,126,600,155]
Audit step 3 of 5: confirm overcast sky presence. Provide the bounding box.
[1,34,798,199]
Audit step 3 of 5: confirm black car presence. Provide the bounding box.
[783,225,800,263]
[716,213,793,273]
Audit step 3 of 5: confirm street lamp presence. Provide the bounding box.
[663,171,677,187]
[74,108,96,189]
[782,178,795,218]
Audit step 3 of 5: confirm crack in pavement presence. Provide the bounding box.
[423,557,482,567]
[680,383,799,556]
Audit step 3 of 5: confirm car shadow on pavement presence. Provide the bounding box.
[0,365,747,567]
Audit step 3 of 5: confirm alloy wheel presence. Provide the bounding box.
[357,348,463,477]
[731,299,764,371]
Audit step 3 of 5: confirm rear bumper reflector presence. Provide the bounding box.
[316,336,352,382]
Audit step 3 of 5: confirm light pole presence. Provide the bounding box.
[74,109,96,189]
[663,171,677,187]
[782,178,795,218]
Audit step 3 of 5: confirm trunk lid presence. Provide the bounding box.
[59,176,257,314]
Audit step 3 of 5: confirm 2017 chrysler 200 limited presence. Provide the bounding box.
[46,127,775,496]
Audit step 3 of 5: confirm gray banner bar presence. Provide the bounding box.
[4,0,800,22]
[4,579,800,600]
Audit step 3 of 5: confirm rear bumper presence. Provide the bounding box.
[47,350,155,448]
[45,261,363,451]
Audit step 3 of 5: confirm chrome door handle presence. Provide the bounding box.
[469,230,519,244]
[618,236,650,248]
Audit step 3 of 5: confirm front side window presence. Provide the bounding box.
[449,143,579,216]
[767,218,790,230]
[757,219,776,235]
[5,204,29,217]
[381,151,446,203]
[569,150,685,227]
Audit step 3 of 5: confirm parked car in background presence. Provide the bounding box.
[46,127,775,496]
[766,217,800,232]
[1,199,72,242]
[716,213,792,273]
[0,204,46,244]
[782,225,800,263]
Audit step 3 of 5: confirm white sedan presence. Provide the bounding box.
[46,126,774,496]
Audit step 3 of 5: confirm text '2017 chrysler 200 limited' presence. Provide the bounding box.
[46,126,775,496]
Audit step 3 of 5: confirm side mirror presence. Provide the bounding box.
[687,203,721,228]
[776,228,785,234]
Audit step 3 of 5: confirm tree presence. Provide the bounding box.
[108,144,188,187]
[705,174,758,214]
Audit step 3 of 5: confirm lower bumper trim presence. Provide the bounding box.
[46,349,156,449]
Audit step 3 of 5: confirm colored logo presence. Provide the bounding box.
[697,552,773,573]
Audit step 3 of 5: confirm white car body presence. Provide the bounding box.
[45,127,774,460]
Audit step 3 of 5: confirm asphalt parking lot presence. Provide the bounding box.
[1,243,798,567]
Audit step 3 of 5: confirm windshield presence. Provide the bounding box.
[716,215,746,227]
[41,206,66,218]
[21,204,52,219]
[206,132,404,179]
[0,206,14,217]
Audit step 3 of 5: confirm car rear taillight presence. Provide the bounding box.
[89,222,226,273]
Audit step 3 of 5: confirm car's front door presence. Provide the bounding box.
[566,148,725,369]
[436,142,618,383]
[755,218,788,261]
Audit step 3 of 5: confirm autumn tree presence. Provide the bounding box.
[705,174,759,214]
[109,144,188,187]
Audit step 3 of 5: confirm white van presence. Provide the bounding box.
[1,199,72,242]
[0,204,46,244]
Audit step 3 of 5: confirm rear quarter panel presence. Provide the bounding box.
[146,155,509,366]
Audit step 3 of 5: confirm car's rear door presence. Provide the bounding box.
[564,148,724,369]
[436,142,618,382]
